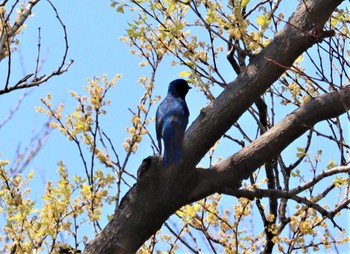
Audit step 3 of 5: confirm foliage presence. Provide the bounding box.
[111,0,350,252]
[0,158,118,253]
[0,0,349,253]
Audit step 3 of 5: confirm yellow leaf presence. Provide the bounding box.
[295,54,304,64]
[256,14,271,28]
[183,29,190,37]
[73,174,79,183]
[176,210,184,217]
[81,184,91,195]
[241,0,250,7]
[116,5,124,14]
[179,70,191,78]
[256,15,266,26]
[27,170,34,180]
[139,61,148,67]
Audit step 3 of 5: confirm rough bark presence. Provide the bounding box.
[84,0,346,253]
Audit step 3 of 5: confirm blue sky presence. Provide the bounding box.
[2,1,163,170]
[1,0,213,180]
[0,0,349,252]
[1,0,209,246]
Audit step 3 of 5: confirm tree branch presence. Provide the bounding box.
[0,0,73,95]
[84,52,350,254]
[226,165,350,231]
[0,0,40,60]
[188,86,350,202]
[182,0,343,168]
[84,0,346,253]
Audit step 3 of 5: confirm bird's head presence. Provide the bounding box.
[168,79,191,99]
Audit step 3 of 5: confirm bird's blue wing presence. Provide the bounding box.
[156,90,190,166]
[156,99,167,155]
[161,97,189,165]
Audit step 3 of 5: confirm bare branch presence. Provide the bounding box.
[0,59,73,95]
[0,0,73,95]
[0,90,29,128]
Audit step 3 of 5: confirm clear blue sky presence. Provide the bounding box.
[1,0,210,245]
[1,0,211,181]
[1,1,180,173]
[0,1,349,252]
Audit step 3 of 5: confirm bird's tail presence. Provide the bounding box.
[163,142,182,166]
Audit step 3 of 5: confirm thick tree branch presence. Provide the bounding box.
[84,85,350,253]
[84,0,346,253]
[187,86,350,202]
[183,0,343,168]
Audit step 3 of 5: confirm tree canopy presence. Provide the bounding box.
[0,0,349,253]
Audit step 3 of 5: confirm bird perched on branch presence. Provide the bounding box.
[156,79,191,166]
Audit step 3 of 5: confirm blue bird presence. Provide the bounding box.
[156,79,191,166]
